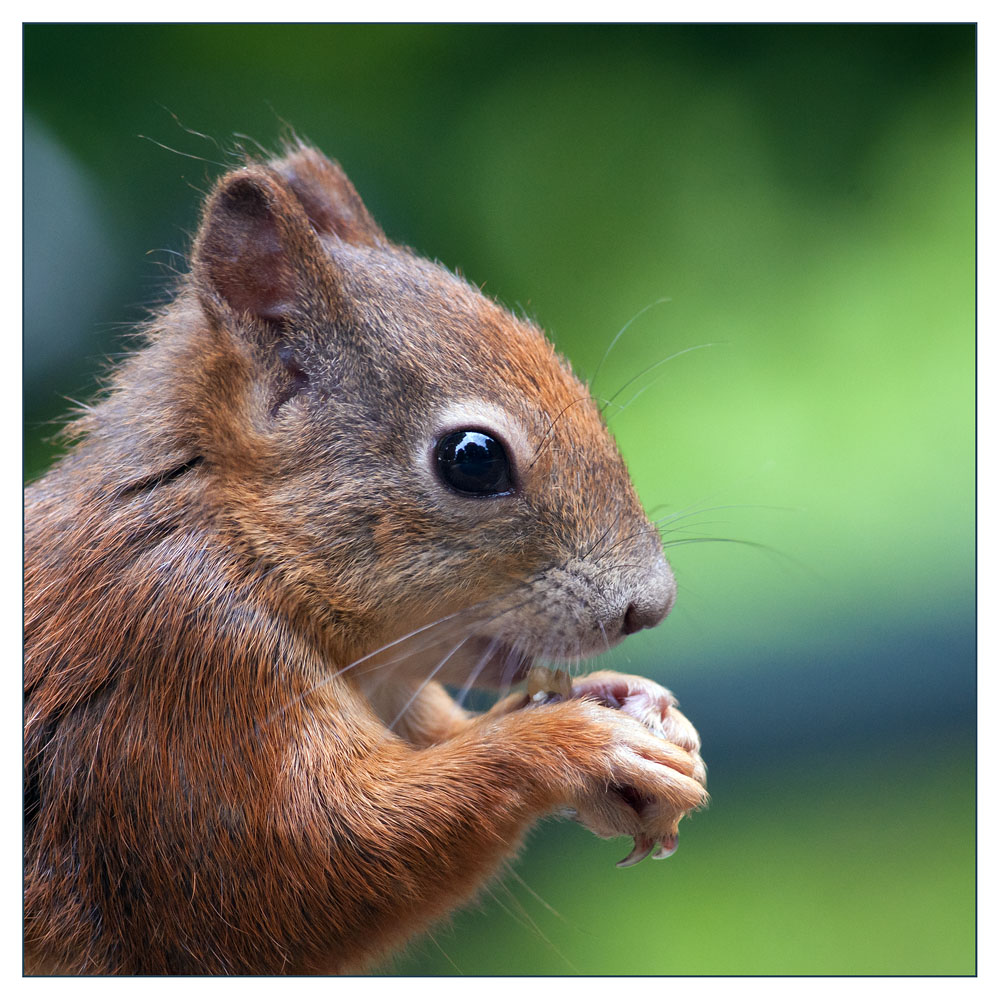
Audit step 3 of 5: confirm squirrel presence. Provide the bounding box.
[23,143,707,975]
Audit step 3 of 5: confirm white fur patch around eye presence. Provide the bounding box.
[424,400,533,483]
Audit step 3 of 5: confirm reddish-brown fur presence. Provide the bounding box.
[24,144,706,974]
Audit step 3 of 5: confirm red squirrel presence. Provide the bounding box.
[23,144,707,974]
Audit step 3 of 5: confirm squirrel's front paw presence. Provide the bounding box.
[569,671,706,786]
[537,671,707,866]
[563,703,708,866]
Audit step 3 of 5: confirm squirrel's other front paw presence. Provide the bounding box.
[550,672,707,866]
[568,707,708,866]
[492,668,707,865]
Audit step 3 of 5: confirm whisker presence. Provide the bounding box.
[600,342,721,415]
[264,578,546,727]
[659,534,814,576]
[588,297,671,392]
[425,931,463,975]
[487,875,579,973]
[454,637,501,711]
[502,862,569,923]
[261,605,485,727]
[598,620,611,655]
[581,513,622,562]
[353,632,458,679]
[387,637,470,732]
[328,610,470,677]
[662,535,778,553]
[495,648,530,702]
[643,462,798,527]
[653,502,802,528]
[528,396,591,470]
[587,500,799,568]
[660,521,738,535]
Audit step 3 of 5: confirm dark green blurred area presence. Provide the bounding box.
[24,24,975,975]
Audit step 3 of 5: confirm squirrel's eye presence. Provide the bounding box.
[435,430,514,497]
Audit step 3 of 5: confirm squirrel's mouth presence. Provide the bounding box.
[465,636,534,687]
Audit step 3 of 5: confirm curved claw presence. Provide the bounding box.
[616,835,656,868]
[651,834,678,859]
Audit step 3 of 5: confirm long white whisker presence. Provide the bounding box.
[330,611,466,676]
[353,633,457,679]
[262,606,482,728]
[502,862,569,923]
[589,297,671,393]
[454,637,502,710]
[264,583,546,728]
[590,500,794,568]
[654,502,800,528]
[487,874,579,973]
[388,637,470,732]
[601,342,721,414]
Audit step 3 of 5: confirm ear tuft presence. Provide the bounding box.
[271,145,387,248]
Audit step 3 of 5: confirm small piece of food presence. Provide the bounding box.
[526,665,573,700]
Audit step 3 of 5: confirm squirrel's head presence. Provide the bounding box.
[187,144,675,685]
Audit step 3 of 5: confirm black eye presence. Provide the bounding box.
[435,430,515,497]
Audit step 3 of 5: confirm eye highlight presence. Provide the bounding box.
[435,430,515,497]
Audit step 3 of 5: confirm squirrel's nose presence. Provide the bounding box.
[620,560,676,636]
[622,601,659,635]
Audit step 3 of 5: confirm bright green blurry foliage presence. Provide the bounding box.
[23,25,975,976]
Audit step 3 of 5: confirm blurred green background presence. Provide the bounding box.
[23,24,974,975]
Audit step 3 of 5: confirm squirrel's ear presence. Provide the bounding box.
[270,145,387,248]
[193,166,336,325]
